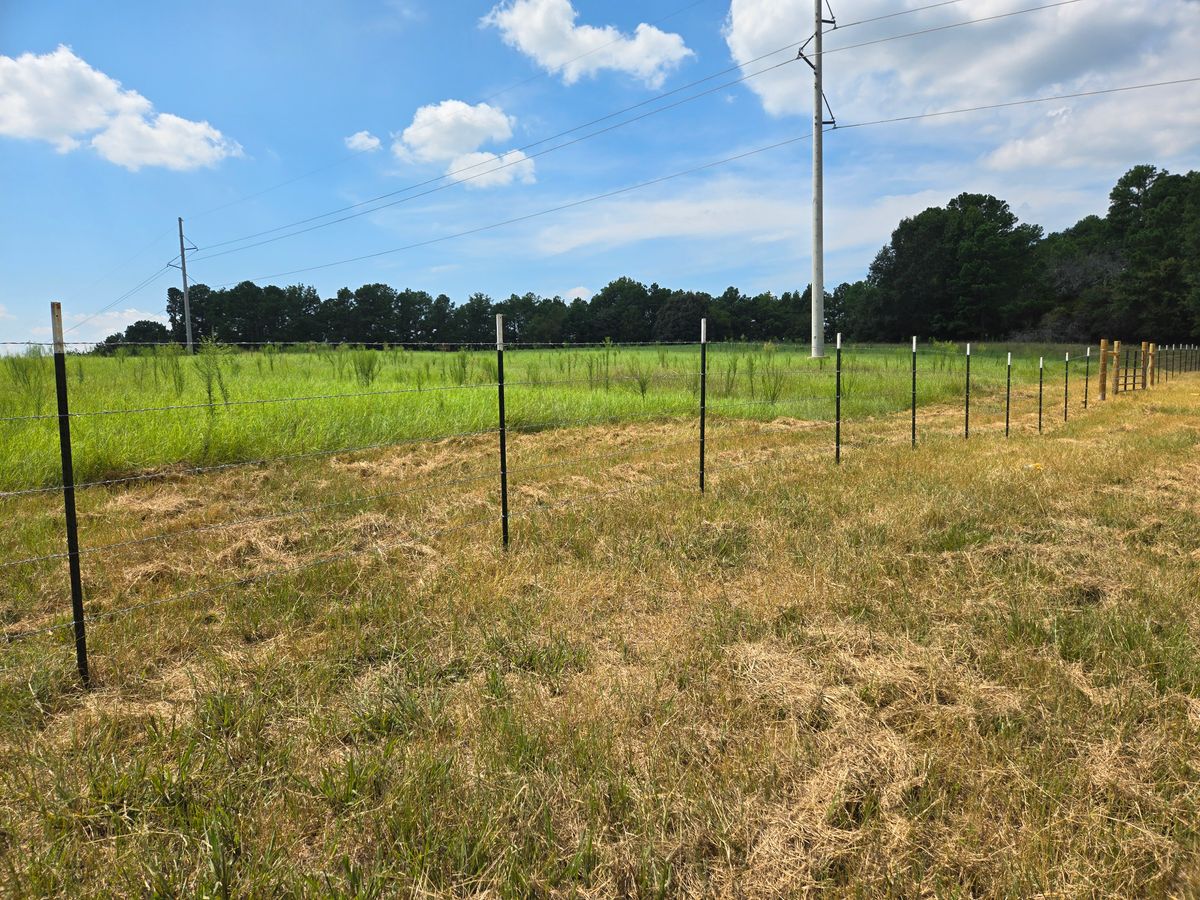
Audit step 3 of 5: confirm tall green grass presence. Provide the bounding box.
[0,341,1092,490]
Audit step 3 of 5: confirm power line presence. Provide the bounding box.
[836,0,969,30]
[62,264,176,335]
[190,55,804,263]
[834,76,1200,131]
[209,134,815,286]
[194,42,812,256]
[207,75,1199,288]
[183,0,716,223]
[821,0,1086,59]
[190,0,1086,265]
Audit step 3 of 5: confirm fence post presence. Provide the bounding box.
[51,302,90,687]
[699,318,707,493]
[495,314,509,549]
[1098,339,1108,401]
[835,333,842,465]
[1149,342,1157,386]
[1084,347,1091,409]
[1038,356,1044,434]
[911,336,917,449]
[1005,352,1012,437]
[1064,352,1070,422]
[1140,341,1149,389]
[964,342,971,440]
[1111,340,1121,397]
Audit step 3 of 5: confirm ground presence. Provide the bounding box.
[1,374,1198,896]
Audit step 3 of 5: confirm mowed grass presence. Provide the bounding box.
[0,371,1197,896]
[0,341,1091,491]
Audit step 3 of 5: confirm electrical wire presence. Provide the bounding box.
[192,0,1082,263]
[192,50,810,258]
[207,74,1197,288]
[62,264,176,335]
[181,0,715,223]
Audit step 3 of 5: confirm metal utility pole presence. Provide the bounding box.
[177,216,194,353]
[805,0,835,358]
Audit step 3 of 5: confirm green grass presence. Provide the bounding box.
[0,340,1092,491]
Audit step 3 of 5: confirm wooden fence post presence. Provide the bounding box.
[1111,340,1121,396]
[1140,341,1149,389]
[1098,339,1108,401]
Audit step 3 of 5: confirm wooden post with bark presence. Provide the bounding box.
[1111,340,1121,396]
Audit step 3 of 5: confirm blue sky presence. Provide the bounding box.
[2,0,1198,343]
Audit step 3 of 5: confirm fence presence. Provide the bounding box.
[3,305,1197,685]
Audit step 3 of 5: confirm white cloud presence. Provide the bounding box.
[535,186,799,255]
[0,45,240,170]
[564,286,591,300]
[344,130,382,152]
[91,112,241,172]
[397,99,513,162]
[482,0,693,88]
[0,304,13,320]
[45,308,169,343]
[723,0,1200,171]
[447,150,536,187]
[392,99,535,187]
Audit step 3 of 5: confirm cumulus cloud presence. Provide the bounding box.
[344,130,382,152]
[447,150,536,188]
[398,100,513,162]
[482,0,693,88]
[564,286,591,300]
[722,0,1200,171]
[0,45,241,170]
[392,99,535,187]
[0,304,13,320]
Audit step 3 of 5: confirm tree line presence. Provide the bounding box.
[105,164,1199,349]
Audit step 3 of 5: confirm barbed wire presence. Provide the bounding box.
[3,512,499,642]
[0,427,501,499]
[0,468,499,571]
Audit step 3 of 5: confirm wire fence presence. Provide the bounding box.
[2,310,1197,686]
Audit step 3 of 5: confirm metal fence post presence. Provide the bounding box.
[495,315,509,549]
[51,302,90,687]
[699,318,707,493]
[911,336,917,449]
[835,333,842,465]
[1005,352,1012,437]
[1064,352,1070,422]
[964,342,971,440]
[1038,356,1044,434]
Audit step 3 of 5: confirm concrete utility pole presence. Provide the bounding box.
[811,0,825,358]
[177,216,194,353]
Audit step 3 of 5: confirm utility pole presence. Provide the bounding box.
[807,0,835,358]
[811,0,824,358]
[177,216,194,353]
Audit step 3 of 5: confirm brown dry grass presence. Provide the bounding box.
[0,378,1198,896]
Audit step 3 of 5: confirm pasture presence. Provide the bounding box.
[0,340,1089,491]
[0,368,1197,895]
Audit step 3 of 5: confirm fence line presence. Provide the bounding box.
[2,308,1196,684]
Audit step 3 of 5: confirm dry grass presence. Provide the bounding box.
[0,378,1198,896]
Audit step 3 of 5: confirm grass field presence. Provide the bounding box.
[0,340,1091,491]
[0,365,1196,895]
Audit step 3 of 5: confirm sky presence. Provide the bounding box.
[2,0,1198,344]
